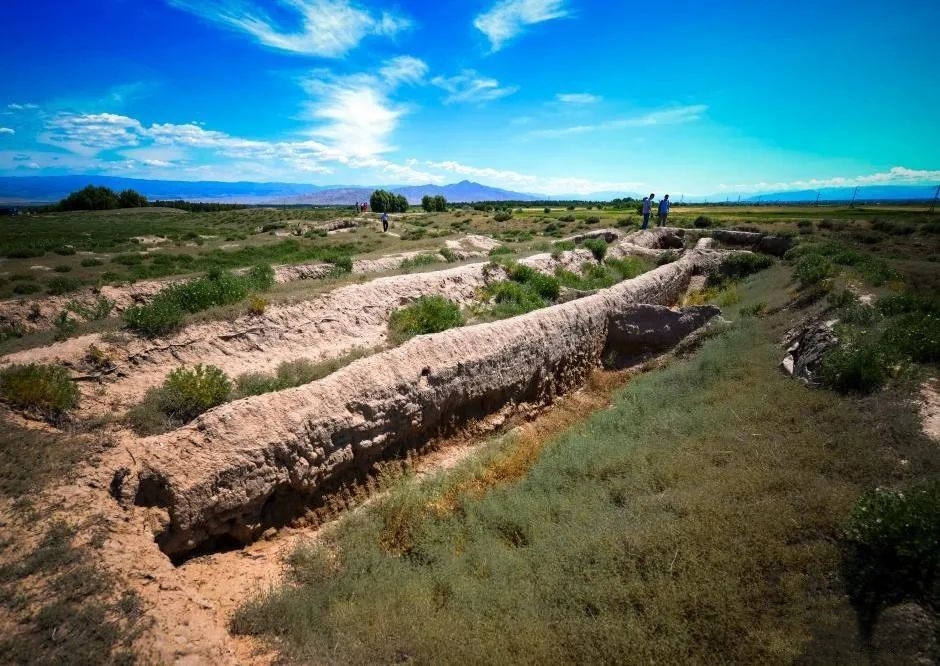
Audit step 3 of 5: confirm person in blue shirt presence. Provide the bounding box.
[658,194,670,226]
[381,211,389,232]
[641,193,655,229]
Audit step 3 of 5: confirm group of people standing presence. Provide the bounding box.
[640,193,670,229]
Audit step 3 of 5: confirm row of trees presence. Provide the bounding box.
[369,189,409,213]
[421,195,447,212]
[58,185,148,211]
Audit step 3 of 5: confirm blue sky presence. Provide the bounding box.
[1,0,938,196]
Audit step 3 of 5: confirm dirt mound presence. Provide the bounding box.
[0,247,599,419]
[125,249,728,557]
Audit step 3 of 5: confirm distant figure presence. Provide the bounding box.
[641,193,656,229]
[354,201,359,214]
[381,211,389,232]
[361,202,368,213]
[658,194,670,226]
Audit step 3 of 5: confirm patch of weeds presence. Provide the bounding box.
[693,215,713,228]
[439,247,457,263]
[488,245,514,257]
[828,288,858,310]
[739,302,765,317]
[401,228,427,241]
[493,210,513,223]
[68,296,114,321]
[52,310,77,341]
[0,363,79,423]
[580,238,608,261]
[46,276,83,295]
[819,338,891,394]
[12,282,40,295]
[551,240,576,256]
[709,253,774,285]
[247,295,267,316]
[53,264,72,273]
[80,257,104,267]
[128,364,231,432]
[883,312,940,363]
[605,256,652,280]
[388,296,464,344]
[480,281,547,319]
[871,219,915,236]
[840,481,940,636]
[507,263,560,300]
[235,348,374,398]
[400,254,441,272]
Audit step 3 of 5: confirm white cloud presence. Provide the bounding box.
[474,0,566,52]
[0,128,14,135]
[380,56,428,86]
[721,166,940,193]
[167,0,411,57]
[39,113,145,154]
[530,104,708,137]
[556,93,599,104]
[431,70,518,104]
[6,103,38,111]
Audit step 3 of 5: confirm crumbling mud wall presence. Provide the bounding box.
[129,249,729,557]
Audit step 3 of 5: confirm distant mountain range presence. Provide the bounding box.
[0,175,539,205]
[0,175,935,206]
[742,185,938,203]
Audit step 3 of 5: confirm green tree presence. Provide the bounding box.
[421,195,447,212]
[58,185,120,211]
[118,189,147,208]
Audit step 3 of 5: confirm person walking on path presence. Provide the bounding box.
[658,194,670,226]
[641,193,655,229]
[381,211,389,233]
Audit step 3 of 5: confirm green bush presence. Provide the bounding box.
[559,215,576,223]
[581,238,608,261]
[793,254,835,286]
[123,297,185,337]
[52,311,77,341]
[507,264,560,300]
[878,293,940,317]
[0,363,79,422]
[693,216,713,228]
[884,312,940,363]
[483,281,546,318]
[819,340,890,394]
[388,296,464,344]
[46,276,83,295]
[493,211,513,223]
[828,289,858,309]
[840,481,940,634]
[12,282,41,295]
[585,216,601,224]
[53,265,72,273]
[158,364,231,423]
[488,245,514,257]
[604,256,649,280]
[439,247,457,263]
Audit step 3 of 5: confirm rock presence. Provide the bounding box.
[131,249,735,557]
[781,318,838,385]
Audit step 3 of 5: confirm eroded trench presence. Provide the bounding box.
[114,235,750,562]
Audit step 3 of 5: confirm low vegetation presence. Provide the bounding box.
[235,349,375,398]
[388,296,465,344]
[127,364,231,434]
[123,264,275,336]
[233,310,937,663]
[0,363,79,423]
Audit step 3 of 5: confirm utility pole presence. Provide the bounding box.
[849,186,859,208]
[930,184,940,214]
[815,192,820,207]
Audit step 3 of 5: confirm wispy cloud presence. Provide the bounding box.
[6,103,39,111]
[39,113,145,154]
[530,104,708,137]
[556,93,599,104]
[380,56,428,86]
[431,70,518,104]
[720,166,940,193]
[166,0,412,57]
[0,128,14,135]
[474,0,566,52]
